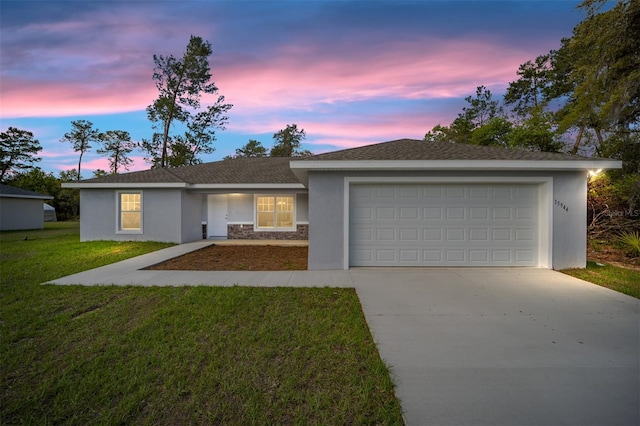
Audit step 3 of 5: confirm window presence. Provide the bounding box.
[256,195,294,230]
[118,192,142,233]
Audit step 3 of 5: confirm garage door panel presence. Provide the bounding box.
[353,207,373,219]
[376,207,395,219]
[400,207,419,219]
[350,183,538,267]
[400,228,419,240]
[424,207,443,219]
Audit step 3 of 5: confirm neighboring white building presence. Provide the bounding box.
[44,203,57,222]
[0,184,54,231]
[64,139,622,270]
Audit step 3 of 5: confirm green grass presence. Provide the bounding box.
[562,261,640,299]
[1,222,404,425]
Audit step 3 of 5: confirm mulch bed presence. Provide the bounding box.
[146,239,639,272]
[146,244,308,271]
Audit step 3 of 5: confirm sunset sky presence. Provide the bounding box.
[1,0,585,177]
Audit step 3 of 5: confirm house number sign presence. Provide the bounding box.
[554,199,569,212]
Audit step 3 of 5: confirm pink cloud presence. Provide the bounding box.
[52,156,148,175]
[216,36,529,112]
[2,77,156,118]
[3,31,530,121]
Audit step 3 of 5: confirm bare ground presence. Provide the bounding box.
[146,244,308,271]
[587,238,640,271]
[146,239,639,272]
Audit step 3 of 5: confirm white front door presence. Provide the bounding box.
[207,194,228,239]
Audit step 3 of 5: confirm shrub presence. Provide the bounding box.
[617,230,640,257]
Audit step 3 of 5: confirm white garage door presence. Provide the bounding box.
[349,183,538,267]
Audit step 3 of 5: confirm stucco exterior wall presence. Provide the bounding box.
[79,189,306,244]
[308,173,346,270]
[181,192,205,243]
[551,172,587,269]
[307,170,589,270]
[80,189,188,243]
[227,194,253,223]
[0,198,45,231]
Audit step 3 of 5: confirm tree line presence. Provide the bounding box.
[423,0,638,235]
[425,0,638,177]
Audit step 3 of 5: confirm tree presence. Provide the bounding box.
[227,139,268,159]
[147,35,232,167]
[97,130,136,174]
[504,54,554,117]
[459,85,503,128]
[470,117,513,147]
[547,0,639,155]
[176,104,232,166]
[568,0,639,128]
[270,124,312,157]
[5,167,58,197]
[423,86,504,146]
[60,120,100,180]
[508,110,563,152]
[0,127,42,182]
[424,124,452,143]
[139,133,164,168]
[58,170,80,218]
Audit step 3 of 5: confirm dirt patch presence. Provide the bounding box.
[587,238,640,271]
[146,244,308,271]
[146,239,638,272]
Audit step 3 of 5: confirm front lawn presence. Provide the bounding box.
[1,222,404,424]
[561,261,640,299]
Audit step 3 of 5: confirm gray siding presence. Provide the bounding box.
[0,198,45,230]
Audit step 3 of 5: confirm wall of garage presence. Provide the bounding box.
[308,173,347,270]
[307,170,588,270]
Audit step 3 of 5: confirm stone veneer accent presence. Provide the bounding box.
[228,224,308,240]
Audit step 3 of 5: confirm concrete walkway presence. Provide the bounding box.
[46,242,640,425]
[48,240,350,287]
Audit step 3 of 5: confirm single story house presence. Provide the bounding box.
[0,184,54,231]
[64,139,621,270]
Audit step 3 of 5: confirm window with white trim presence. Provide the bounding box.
[118,192,142,233]
[256,195,294,230]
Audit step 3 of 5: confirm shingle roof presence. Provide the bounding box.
[78,167,186,184]
[172,157,300,184]
[300,139,603,162]
[0,184,53,199]
[70,139,620,188]
[77,157,301,185]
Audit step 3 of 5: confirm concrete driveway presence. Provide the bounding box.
[352,268,639,426]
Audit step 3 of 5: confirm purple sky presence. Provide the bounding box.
[0,0,584,178]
